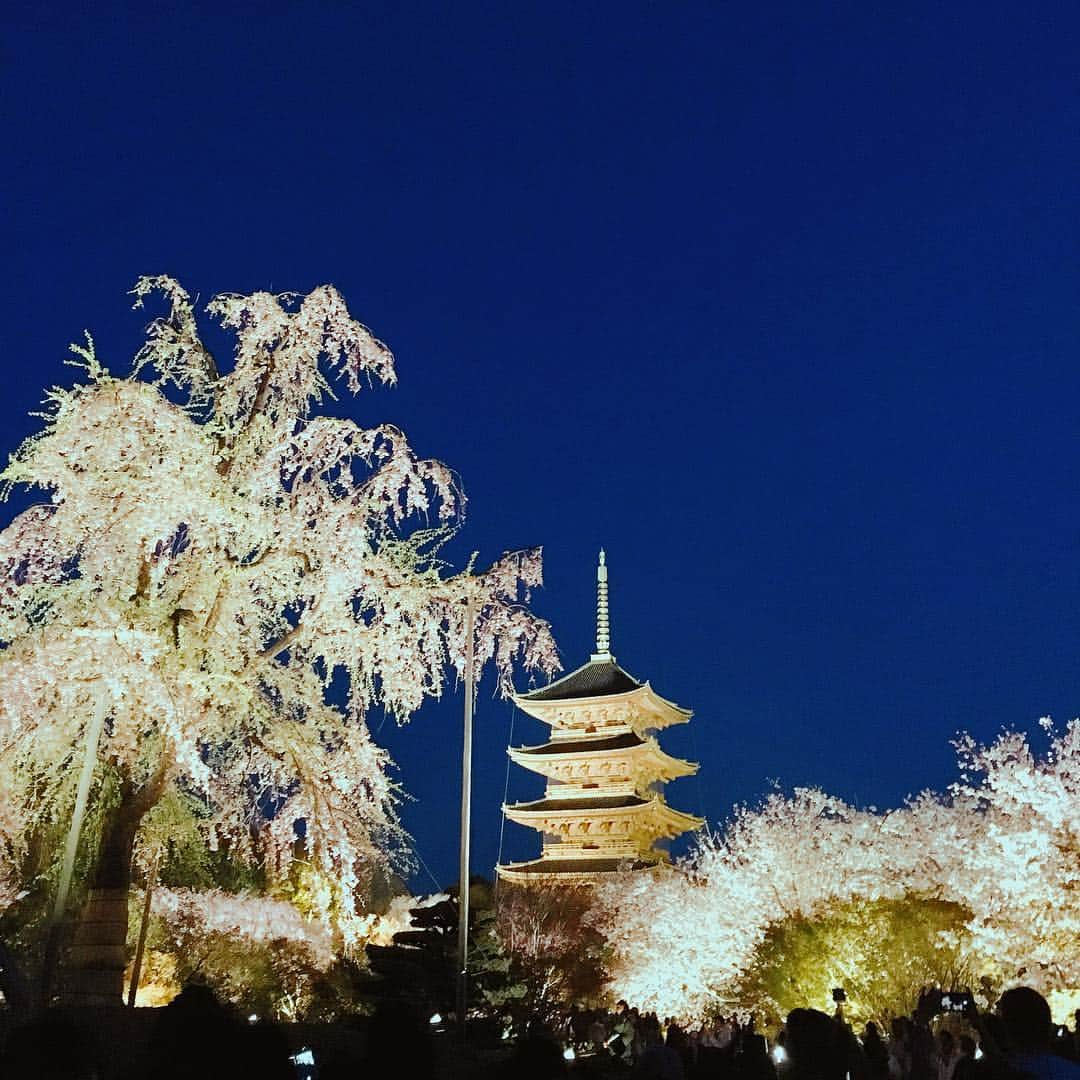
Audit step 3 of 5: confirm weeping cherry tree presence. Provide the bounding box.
[0,277,558,1003]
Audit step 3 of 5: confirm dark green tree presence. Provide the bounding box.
[364,877,499,1020]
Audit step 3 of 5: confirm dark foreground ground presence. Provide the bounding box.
[0,1005,627,1079]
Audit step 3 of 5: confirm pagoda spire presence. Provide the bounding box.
[592,549,612,661]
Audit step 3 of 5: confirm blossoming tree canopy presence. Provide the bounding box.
[594,720,1080,1022]
[0,276,559,1000]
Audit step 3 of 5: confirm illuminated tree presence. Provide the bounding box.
[0,277,558,1001]
[932,718,1080,994]
[738,896,975,1028]
[492,883,608,1018]
[133,887,339,1018]
[595,721,1080,1021]
[593,788,916,1019]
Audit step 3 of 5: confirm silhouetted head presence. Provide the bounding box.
[998,987,1052,1053]
[786,1009,846,1080]
[158,983,235,1030]
[148,984,243,1078]
[171,982,226,1015]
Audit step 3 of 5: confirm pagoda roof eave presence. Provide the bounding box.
[511,732,645,756]
[504,795,649,815]
[507,739,698,780]
[639,681,693,721]
[503,796,705,836]
[513,680,692,728]
[496,856,667,883]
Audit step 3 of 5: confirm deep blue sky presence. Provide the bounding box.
[5,3,1080,891]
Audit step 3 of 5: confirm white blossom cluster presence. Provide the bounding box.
[153,887,338,970]
[595,721,1080,1019]
[0,277,559,931]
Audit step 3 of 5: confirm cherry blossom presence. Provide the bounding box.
[0,278,558,998]
[595,722,1080,1020]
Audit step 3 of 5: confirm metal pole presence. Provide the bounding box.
[456,588,475,1034]
[127,849,159,1008]
[41,701,106,1007]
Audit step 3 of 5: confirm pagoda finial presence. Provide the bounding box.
[593,548,611,659]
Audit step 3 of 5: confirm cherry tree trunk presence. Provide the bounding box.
[63,795,144,1006]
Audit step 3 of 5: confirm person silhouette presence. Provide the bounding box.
[784,1010,847,1080]
[996,988,1080,1080]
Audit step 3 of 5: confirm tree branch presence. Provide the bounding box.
[130,755,170,820]
[218,352,277,477]
[258,597,319,661]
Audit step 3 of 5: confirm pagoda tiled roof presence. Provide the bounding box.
[507,794,647,813]
[515,732,644,756]
[518,658,641,701]
[498,856,656,876]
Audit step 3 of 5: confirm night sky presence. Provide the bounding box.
[5,3,1080,891]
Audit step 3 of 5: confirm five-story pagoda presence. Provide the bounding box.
[497,552,703,884]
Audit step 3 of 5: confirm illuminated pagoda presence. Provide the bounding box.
[497,551,703,884]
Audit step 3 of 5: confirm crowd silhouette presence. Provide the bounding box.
[1,980,1078,1079]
